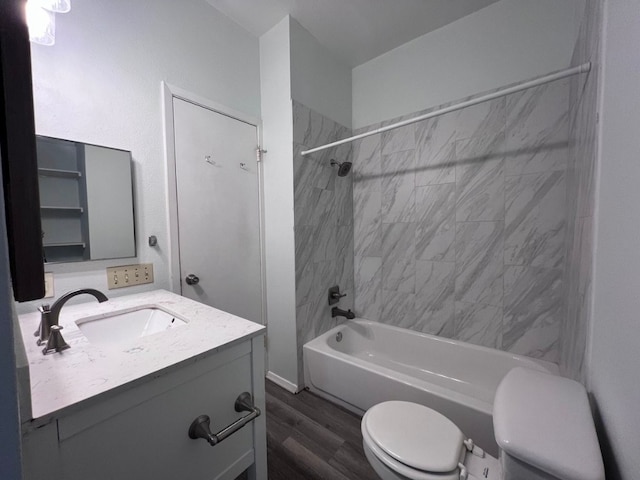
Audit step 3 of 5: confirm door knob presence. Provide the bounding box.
[185,274,200,285]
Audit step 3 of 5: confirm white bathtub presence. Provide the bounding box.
[303,319,557,456]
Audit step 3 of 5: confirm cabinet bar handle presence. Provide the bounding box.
[188,392,261,447]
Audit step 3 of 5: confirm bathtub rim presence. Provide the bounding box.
[303,318,558,417]
[303,318,559,456]
[304,335,495,417]
[305,318,559,374]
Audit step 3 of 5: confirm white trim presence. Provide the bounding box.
[256,133,268,333]
[266,371,299,394]
[164,83,260,127]
[585,3,607,390]
[161,82,268,329]
[161,83,180,294]
[301,62,592,156]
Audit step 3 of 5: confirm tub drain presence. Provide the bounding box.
[335,332,343,342]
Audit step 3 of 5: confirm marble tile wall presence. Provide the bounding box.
[560,0,602,382]
[293,101,354,386]
[353,79,571,362]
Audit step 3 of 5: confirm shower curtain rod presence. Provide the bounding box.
[301,62,591,156]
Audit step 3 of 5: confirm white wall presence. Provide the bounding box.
[259,17,352,389]
[589,1,640,478]
[260,17,298,388]
[23,0,260,312]
[290,18,352,128]
[352,0,585,128]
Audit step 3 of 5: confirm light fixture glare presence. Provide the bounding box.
[35,0,71,14]
[26,1,56,46]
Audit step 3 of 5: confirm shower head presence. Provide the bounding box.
[330,159,352,177]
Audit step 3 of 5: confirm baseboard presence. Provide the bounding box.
[306,385,365,416]
[266,371,299,393]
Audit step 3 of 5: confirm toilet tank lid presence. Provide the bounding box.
[493,367,605,480]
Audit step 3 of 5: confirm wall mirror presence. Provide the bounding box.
[36,135,136,263]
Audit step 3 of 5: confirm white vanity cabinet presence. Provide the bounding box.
[22,336,267,480]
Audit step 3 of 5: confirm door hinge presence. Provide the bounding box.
[256,148,267,163]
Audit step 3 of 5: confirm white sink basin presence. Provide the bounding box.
[76,307,187,348]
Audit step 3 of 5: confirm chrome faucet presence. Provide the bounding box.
[36,288,109,351]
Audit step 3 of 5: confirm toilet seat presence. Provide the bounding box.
[362,401,467,480]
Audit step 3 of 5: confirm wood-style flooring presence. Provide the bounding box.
[265,380,377,480]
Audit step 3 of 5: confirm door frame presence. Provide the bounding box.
[161,82,267,326]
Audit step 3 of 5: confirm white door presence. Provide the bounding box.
[173,98,263,325]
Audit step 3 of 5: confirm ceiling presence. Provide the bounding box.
[205,0,501,67]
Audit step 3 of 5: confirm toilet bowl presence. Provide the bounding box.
[361,367,605,480]
[361,401,498,480]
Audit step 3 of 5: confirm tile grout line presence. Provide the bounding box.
[501,124,507,352]
[453,133,459,338]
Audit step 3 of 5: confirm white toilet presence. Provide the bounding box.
[361,367,605,480]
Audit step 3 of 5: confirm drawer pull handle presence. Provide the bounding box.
[188,392,261,446]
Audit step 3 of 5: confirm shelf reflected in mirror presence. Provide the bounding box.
[36,135,136,264]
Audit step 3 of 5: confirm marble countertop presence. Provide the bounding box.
[18,289,265,421]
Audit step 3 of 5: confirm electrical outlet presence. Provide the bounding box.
[44,272,54,298]
[107,263,154,289]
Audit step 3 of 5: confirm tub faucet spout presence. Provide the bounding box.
[331,306,355,320]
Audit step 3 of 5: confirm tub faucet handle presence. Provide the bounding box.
[328,285,347,305]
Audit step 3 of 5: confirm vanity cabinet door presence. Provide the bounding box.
[57,351,254,480]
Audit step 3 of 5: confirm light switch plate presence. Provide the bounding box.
[44,272,54,298]
[106,263,154,289]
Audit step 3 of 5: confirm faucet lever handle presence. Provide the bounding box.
[42,325,70,355]
[34,304,51,337]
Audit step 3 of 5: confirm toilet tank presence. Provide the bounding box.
[493,368,605,480]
